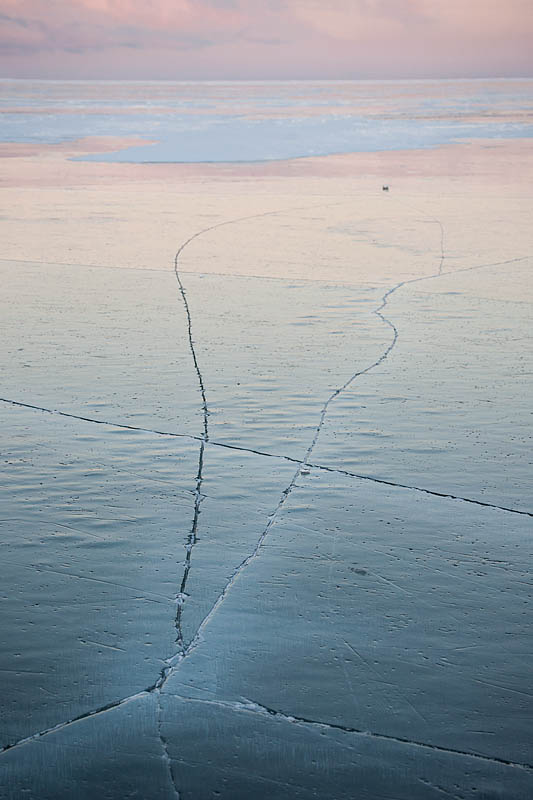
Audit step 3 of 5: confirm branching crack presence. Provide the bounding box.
[2,202,530,772]
[157,202,347,791]
[174,264,420,660]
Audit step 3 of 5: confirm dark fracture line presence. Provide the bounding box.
[174,440,205,651]
[171,235,209,648]
[169,200,354,644]
[174,259,208,444]
[254,702,533,772]
[168,695,533,773]
[167,202,343,658]
[155,687,181,800]
[1,396,530,517]
[308,462,533,517]
[0,397,201,441]
[165,203,348,666]
[0,689,151,755]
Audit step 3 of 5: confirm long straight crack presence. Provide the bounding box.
[0,690,151,755]
[1,396,531,517]
[167,694,533,773]
[307,461,533,516]
[0,397,202,441]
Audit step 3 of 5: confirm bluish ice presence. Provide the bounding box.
[1,80,532,799]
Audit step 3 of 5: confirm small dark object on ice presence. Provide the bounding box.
[382,185,389,191]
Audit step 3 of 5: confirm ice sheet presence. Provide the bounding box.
[1,80,532,798]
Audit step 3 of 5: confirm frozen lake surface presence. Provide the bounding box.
[0,81,532,799]
[2,78,533,161]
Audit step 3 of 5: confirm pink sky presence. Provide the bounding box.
[1,0,532,79]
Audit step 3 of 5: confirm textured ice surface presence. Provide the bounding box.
[0,694,172,800]
[0,259,386,455]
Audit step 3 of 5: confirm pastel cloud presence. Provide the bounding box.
[1,0,532,78]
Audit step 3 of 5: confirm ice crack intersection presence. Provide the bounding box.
[1,203,530,766]
[2,395,530,517]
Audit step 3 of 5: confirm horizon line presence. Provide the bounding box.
[2,75,533,83]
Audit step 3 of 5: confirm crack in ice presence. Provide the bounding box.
[3,394,531,517]
[0,691,151,756]
[2,204,531,766]
[168,215,450,663]
[165,694,533,773]
[0,397,202,441]
[155,688,181,800]
[173,440,205,651]
[157,200,347,791]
